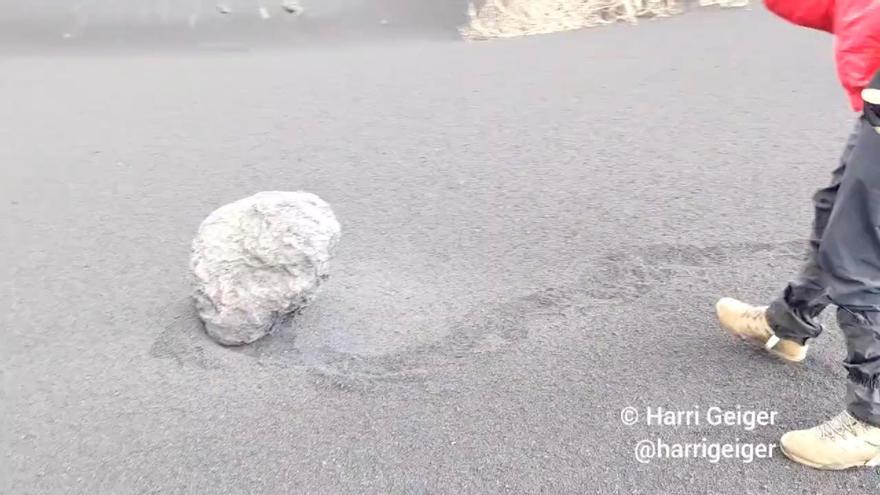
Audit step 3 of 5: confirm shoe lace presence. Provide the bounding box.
[739,307,768,331]
[818,412,868,440]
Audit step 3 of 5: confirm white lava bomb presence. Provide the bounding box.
[190,191,340,345]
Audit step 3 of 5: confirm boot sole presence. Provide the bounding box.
[717,322,806,363]
[767,345,807,363]
[781,445,880,470]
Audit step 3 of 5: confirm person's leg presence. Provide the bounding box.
[838,310,880,425]
[817,118,880,426]
[765,122,859,344]
[780,117,880,469]
[715,121,860,361]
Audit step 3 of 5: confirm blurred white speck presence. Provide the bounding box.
[62,33,73,39]
[259,6,271,19]
[380,18,390,25]
[281,0,302,14]
[217,4,231,14]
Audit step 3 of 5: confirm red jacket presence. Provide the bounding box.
[765,0,880,111]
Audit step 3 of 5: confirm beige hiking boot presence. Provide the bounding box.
[715,297,808,363]
[781,411,880,470]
